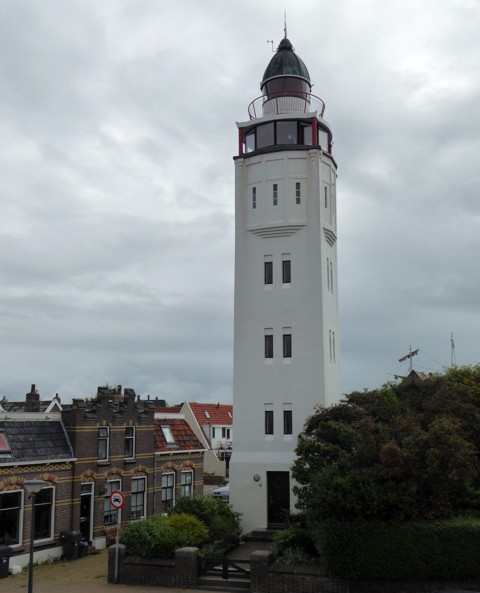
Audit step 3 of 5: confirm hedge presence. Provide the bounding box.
[311,516,480,580]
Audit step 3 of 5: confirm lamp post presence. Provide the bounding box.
[23,480,46,593]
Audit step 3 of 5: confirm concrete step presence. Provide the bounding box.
[243,528,277,542]
[197,575,250,592]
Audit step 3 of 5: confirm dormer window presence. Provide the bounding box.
[161,426,175,445]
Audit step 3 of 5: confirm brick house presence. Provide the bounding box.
[0,385,210,566]
[62,386,156,548]
[0,385,75,565]
[154,406,206,512]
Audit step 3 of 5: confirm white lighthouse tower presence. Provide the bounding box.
[230,35,341,534]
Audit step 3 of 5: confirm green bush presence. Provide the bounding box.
[311,515,480,580]
[169,494,241,554]
[119,516,178,558]
[273,514,317,564]
[167,513,209,547]
[119,513,209,558]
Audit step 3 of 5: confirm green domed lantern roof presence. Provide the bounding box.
[261,37,311,95]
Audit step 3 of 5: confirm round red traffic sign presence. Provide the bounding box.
[110,490,125,509]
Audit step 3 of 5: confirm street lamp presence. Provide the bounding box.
[23,479,46,593]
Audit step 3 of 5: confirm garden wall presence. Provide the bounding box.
[107,544,198,588]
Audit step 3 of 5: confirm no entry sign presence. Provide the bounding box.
[110,490,125,509]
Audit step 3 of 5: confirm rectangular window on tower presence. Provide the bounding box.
[264,261,273,285]
[282,259,291,284]
[324,186,328,208]
[265,334,274,359]
[265,410,274,435]
[295,182,301,204]
[283,410,293,435]
[273,183,278,206]
[252,186,257,209]
[283,333,292,358]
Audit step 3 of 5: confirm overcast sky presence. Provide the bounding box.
[1,0,479,404]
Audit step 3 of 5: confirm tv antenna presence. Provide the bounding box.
[450,333,456,366]
[398,346,419,373]
[266,40,274,52]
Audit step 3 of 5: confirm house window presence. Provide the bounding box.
[284,410,293,435]
[273,183,278,206]
[265,411,274,435]
[252,186,257,209]
[131,477,146,520]
[282,260,291,284]
[283,333,292,358]
[265,334,274,359]
[0,490,22,545]
[295,182,301,204]
[180,471,193,497]
[162,473,175,512]
[34,487,54,541]
[222,427,231,439]
[104,480,121,525]
[125,426,135,459]
[97,427,109,461]
[264,261,273,285]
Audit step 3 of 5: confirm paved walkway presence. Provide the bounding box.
[3,548,231,593]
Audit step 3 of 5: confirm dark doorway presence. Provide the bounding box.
[80,483,93,543]
[267,471,290,527]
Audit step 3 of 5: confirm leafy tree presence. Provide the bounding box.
[293,365,480,521]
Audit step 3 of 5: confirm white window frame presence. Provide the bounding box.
[0,489,24,547]
[162,473,175,512]
[104,479,121,525]
[97,426,109,461]
[180,471,193,498]
[33,486,55,543]
[131,477,147,520]
[125,426,135,459]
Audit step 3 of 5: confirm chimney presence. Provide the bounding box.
[26,384,40,412]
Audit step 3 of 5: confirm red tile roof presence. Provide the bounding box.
[154,418,205,453]
[188,403,233,426]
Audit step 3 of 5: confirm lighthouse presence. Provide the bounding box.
[229,35,341,533]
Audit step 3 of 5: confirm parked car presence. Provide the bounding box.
[212,484,229,500]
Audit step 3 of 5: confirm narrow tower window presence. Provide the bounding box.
[265,334,274,358]
[273,183,278,206]
[252,186,257,209]
[265,410,274,435]
[330,260,334,293]
[324,186,328,208]
[295,182,301,204]
[327,258,330,292]
[264,261,273,285]
[282,260,291,284]
[283,410,293,435]
[283,333,292,358]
